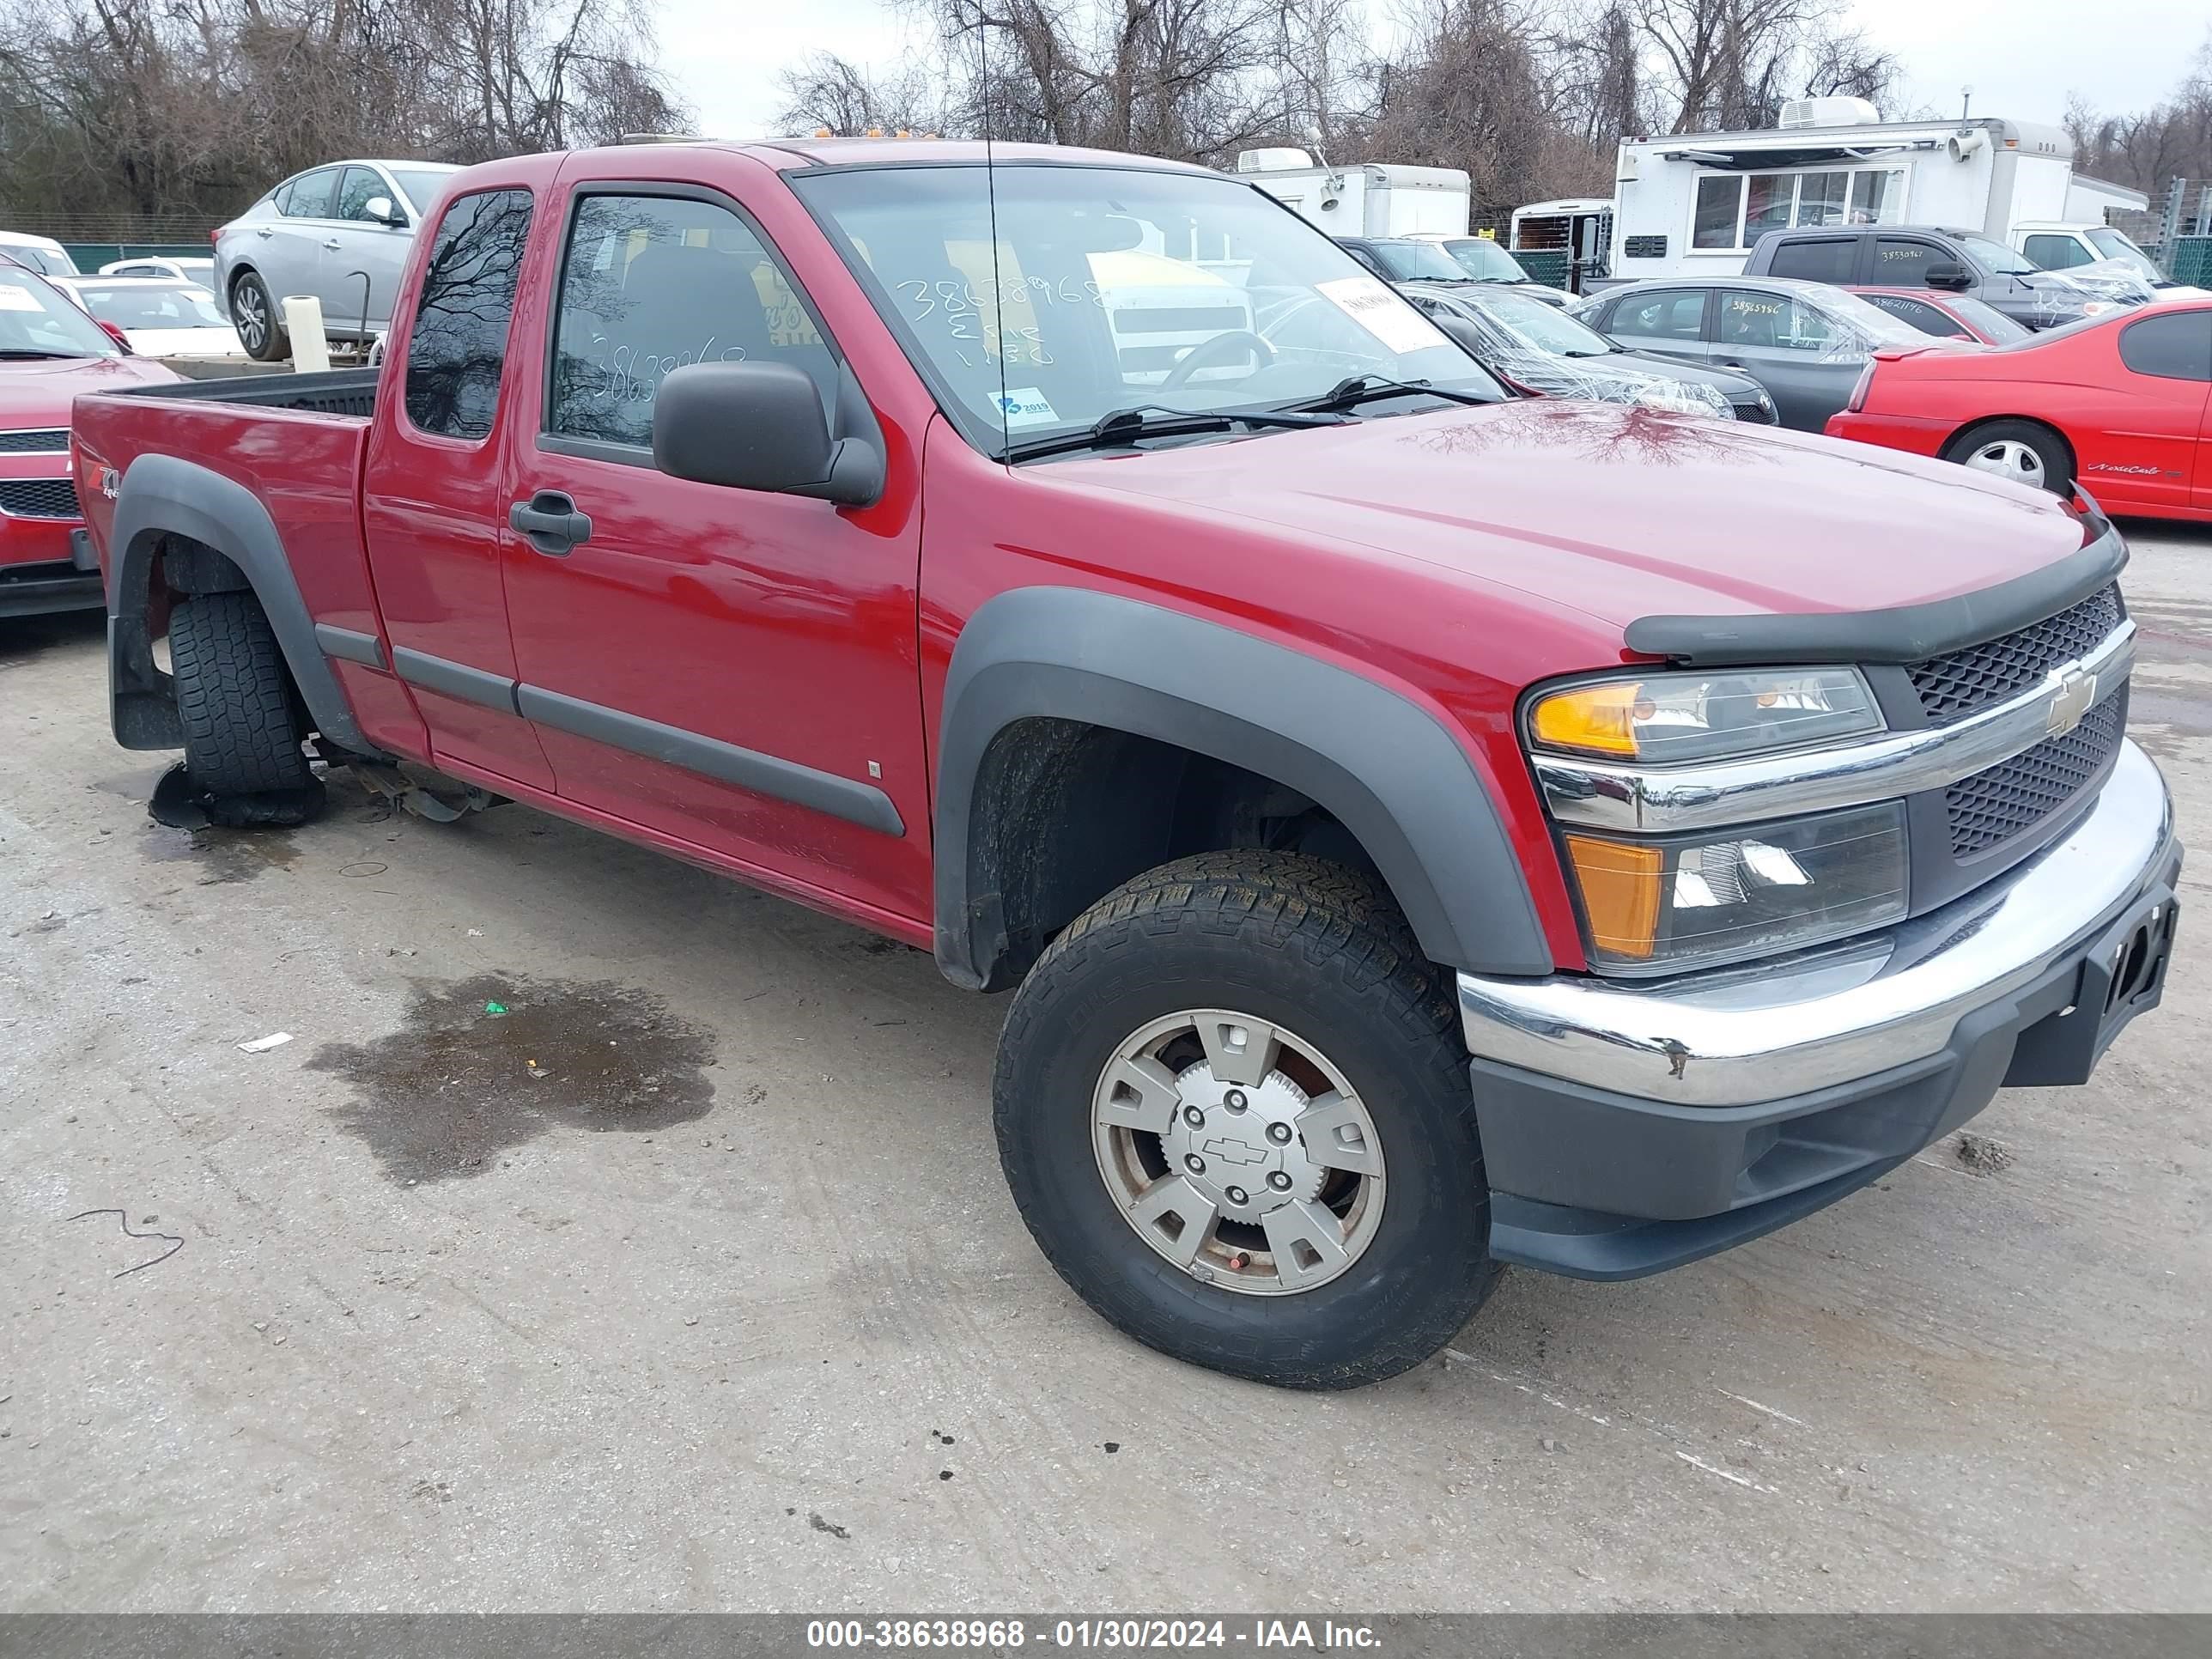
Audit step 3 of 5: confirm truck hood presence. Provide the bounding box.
[1049,399,2088,634]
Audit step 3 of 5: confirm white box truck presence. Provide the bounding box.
[1233,148,1471,239]
[1601,98,2136,283]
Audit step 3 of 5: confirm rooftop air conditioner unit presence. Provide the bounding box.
[1778,96,1881,130]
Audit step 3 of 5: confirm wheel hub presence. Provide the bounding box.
[1157,1063,1323,1224]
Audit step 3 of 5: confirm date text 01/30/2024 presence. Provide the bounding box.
[804,1619,1382,1650]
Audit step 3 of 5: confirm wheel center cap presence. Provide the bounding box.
[1158,1062,1322,1224]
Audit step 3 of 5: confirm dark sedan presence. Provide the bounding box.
[1399,282,1778,422]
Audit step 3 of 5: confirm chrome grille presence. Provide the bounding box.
[1906,584,2124,726]
[0,477,81,520]
[1945,695,2124,858]
[0,428,69,454]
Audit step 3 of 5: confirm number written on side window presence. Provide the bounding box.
[547,194,839,449]
[403,188,533,441]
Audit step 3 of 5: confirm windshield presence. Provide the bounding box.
[0,270,118,356]
[1459,289,1613,356]
[3,243,76,276]
[1959,234,2039,276]
[1368,240,1472,282]
[387,168,453,216]
[72,283,228,330]
[1440,238,1530,283]
[794,164,1496,456]
[2085,228,2163,281]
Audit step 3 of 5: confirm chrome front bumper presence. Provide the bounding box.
[1459,739,2177,1109]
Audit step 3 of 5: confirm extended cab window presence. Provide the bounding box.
[403,187,534,441]
[1765,238,1855,284]
[547,193,837,451]
[2118,313,2212,381]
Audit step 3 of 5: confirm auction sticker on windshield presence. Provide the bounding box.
[997,386,1060,428]
[0,284,46,313]
[1315,276,1451,355]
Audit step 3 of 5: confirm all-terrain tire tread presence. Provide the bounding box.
[169,593,314,796]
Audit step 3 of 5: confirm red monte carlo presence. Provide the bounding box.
[69,138,2185,1388]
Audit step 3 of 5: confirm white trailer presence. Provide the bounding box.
[1233,149,1471,239]
[1604,99,2091,281]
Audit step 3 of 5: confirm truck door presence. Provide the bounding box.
[497,180,931,924]
[361,175,556,790]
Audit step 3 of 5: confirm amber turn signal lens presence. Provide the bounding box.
[1562,835,1662,959]
[1529,682,1644,757]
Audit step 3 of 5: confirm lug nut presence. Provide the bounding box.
[1224,1090,1248,1113]
[1184,1154,1206,1176]
[1225,1185,1249,1206]
[1267,1170,1292,1191]
[1182,1105,1205,1127]
[1266,1121,1293,1145]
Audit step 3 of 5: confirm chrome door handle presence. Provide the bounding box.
[255,227,273,238]
[321,239,343,252]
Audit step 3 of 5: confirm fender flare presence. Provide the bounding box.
[106,453,373,754]
[933,586,1551,988]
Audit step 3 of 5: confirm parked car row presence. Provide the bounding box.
[1557,218,2212,520]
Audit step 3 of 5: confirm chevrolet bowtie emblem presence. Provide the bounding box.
[2047,667,2097,737]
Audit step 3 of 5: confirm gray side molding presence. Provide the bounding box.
[106,453,374,754]
[933,586,1552,986]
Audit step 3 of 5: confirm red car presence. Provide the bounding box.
[1847,287,2033,347]
[70,140,2181,1388]
[2,264,177,617]
[1827,299,2212,519]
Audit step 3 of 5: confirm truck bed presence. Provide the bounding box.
[105,367,381,420]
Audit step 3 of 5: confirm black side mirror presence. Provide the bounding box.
[1924,264,1973,291]
[1434,315,1492,360]
[653,361,884,507]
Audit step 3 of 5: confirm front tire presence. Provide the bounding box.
[995,851,1501,1389]
[230,271,289,362]
[1944,418,2072,495]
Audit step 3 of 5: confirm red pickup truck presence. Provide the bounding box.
[72,138,2182,1389]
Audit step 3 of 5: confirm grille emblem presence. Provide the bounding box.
[2047,667,2097,737]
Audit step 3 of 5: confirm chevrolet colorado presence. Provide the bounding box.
[71,139,2183,1389]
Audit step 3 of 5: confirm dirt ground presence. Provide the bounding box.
[3,524,2208,1613]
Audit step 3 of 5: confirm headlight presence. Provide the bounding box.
[1559,802,1908,972]
[1527,667,1881,763]
[1632,381,1732,418]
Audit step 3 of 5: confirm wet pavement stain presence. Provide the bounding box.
[139,824,303,884]
[309,972,718,1183]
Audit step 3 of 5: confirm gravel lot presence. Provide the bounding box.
[3,522,2208,1613]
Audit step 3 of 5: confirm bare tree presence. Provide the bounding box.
[0,0,686,225]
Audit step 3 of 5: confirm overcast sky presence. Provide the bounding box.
[653,0,2204,146]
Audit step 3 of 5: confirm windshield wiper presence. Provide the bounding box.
[1000,402,1344,464]
[0,348,93,360]
[1279,375,1496,416]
